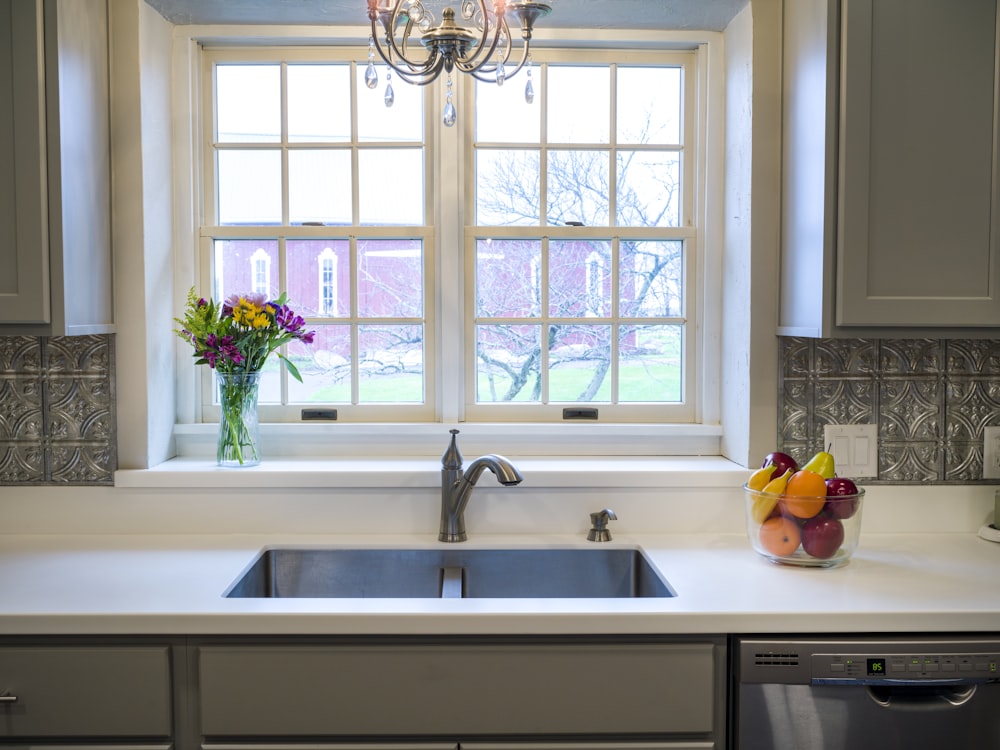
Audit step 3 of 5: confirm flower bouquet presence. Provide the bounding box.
[175,288,315,466]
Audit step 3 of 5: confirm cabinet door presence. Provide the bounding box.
[0,0,51,324]
[0,646,173,737]
[199,641,717,738]
[837,0,1000,326]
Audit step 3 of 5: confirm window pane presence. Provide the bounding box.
[617,67,682,145]
[216,65,280,143]
[549,240,611,318]
[548,150,610,226]
[357,67,423,142]
[547,66,610,143]
[619,324,682,402]
[359,149,423,224]
[549,324,611,402]
[616,150,681,227]
[476,238,541,318]
[287,239,350,317]
[288,325,352,403]
[358,239,423,317]
[213,240,279,301]
[476,149,540,226]
[289,149,352,225]
[358,325,424,402]
[288,65,352,142]
[619,240,684,318]
[475,78,540,143]
[476,324,541,402]
[218,150,282,224]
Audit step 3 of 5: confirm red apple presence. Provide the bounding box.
[825,477,860,519]
[761,452,798,481]
[801,515,845,559]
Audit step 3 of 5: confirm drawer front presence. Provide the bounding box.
[0,646,173,737]
[199,642,716,737]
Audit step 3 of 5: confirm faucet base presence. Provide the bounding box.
[438,531,468,543]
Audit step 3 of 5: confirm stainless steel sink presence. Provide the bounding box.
[225,547,676,599]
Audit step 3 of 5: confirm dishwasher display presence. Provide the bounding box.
[733,637,1000,750]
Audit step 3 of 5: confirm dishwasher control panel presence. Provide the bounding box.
[813,651,999,684]
[739,638,1000,685]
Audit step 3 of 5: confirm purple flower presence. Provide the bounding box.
[274,304,315,342]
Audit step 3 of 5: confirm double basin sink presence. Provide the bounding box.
[226,546,676,599]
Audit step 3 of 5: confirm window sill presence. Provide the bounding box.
[115,455,746,490]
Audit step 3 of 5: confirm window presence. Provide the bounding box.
[199,45,706,426]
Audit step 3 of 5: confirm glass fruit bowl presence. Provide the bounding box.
[743,484,865,568]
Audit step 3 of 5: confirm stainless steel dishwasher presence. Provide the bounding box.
[733,636,1000,749]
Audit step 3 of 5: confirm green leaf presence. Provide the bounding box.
[278,353,303,382]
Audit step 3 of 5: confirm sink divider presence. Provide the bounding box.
[440,566,465,598]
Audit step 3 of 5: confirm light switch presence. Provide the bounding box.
[823,424,878,478]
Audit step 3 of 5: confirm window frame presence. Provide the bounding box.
[173,31,724,457]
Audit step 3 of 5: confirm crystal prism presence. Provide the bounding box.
[443,100,457,127]
[385,82,395,107]
[524,78,534,104]
[365,61,378,90]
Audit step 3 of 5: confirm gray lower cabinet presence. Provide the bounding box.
[779,0,1000,336]
[196,638,725,748]
[0,644,173,742]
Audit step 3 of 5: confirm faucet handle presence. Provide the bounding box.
[587,508,618,542]
[442,428,463,470]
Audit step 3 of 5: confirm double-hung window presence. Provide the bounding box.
[199,43,705,427]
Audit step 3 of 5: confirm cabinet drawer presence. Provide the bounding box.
[0,646,173,737]
[199,642,716,737]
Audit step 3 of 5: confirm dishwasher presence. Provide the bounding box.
[733,636,1000,749]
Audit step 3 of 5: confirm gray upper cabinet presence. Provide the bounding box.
[779,0,1000,337]
[0,0,113,335]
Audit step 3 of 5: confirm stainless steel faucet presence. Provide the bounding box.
[439,429,524,542]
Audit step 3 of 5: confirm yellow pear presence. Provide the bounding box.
[801,450,836,479]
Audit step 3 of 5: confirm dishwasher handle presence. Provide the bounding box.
[866,683,978,710]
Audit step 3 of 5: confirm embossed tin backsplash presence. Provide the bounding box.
[2,334,997,485]
[0,335,116,485]
[779,337,1000,483]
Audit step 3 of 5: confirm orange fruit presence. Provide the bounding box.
[759,516,801,557]
[782,470,827,518]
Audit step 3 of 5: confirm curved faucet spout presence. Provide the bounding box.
[463,454,525,487]
[439,432,523,542]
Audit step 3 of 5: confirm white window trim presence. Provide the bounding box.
[163,25,728,461]
[112,10,780,476]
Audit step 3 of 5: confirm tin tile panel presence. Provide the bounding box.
[0,335,116,486]
[780,337,1000,484]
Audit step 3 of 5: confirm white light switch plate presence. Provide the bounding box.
[983,426,1000,479]
[823,424,878,478]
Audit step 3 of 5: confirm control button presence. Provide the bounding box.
[890,661,906,673]
[941,663,956,672]
[975,662,989,671]
[908,664,922,672]
[959,663,974,671]
[925,663,939,672]
[830,663,845,672]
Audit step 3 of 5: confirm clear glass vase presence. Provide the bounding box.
[216,371,261,467]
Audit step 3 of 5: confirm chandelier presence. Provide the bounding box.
[365,0,552,126]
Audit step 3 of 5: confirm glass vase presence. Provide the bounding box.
[216,371,261,467]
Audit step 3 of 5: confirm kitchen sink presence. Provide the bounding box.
[225,547,676,599]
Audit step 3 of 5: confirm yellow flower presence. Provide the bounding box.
[232,297,264,327]
[250,311,270,329]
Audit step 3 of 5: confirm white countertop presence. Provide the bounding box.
[0,531,996,636]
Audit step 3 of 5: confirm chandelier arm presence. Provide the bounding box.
[453,4,519,75]
[369,9,439,77]
[464,40,529,81]
[389,55,448,86]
